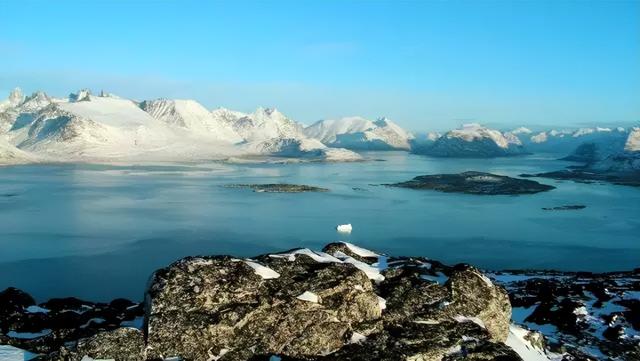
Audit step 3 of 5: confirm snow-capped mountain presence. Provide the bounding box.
[0,136,34,165]
[625,127,640,152]
[0,88,360,163]
[225,107,304,142]
[140,99,243,143]
[242,137,361,161]
[0,88,25,112]
[521,127,628,155]
[304,116,414,150]
[415,123,527,158]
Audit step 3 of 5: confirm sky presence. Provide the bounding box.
[1,0,639,131]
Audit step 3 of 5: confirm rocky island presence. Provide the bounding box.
[224,184,329,193]
[521,169,640,188]
[388,171,555,195]
[1,242,637,361]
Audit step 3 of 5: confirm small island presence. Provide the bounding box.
[542,205,586,211]
[388,171,555,195]
[520,170,640,188]
[225,183,329,193]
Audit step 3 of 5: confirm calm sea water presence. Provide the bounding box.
[1,151,639,301]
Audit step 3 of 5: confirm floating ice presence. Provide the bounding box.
[336,223,352,233]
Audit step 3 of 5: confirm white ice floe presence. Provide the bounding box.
[349,332,367,344]
[341,242,379,258]
[336,223,353,233]
[505,324,555,361]
[377,296,387,311]
[296,291,319,303]
[332,251,385,282]
[25,305,50,314]
[0,345,38,361]
[244,261,280,279]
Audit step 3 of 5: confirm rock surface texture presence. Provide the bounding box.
[3,243,636,360]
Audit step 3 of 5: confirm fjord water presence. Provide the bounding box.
[1,152,639,301]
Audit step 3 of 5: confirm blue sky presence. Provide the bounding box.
[1,0,639,131]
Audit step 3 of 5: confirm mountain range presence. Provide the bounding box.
[0,87,638,173]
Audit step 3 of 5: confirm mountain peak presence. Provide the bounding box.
[69,89,92,102]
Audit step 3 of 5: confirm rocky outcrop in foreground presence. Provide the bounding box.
[388,171,555,195]
[1,243,637,360]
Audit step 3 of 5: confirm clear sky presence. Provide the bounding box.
[1,0,639,131]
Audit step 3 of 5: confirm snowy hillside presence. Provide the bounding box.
[415,123,527,157]
[0,88,359,163]
[243,137,361,161]
[625,127,640,152]
[0,137,34,165]
[521,127,628,156]
[226,107,304,142]
[140,99,243,143]
[304,116,413,150]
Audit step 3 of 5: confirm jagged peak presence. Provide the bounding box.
[69,89,92,102]
[8,87,25,104]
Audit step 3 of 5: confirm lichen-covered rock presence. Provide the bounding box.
[44,328,145,361]
[437,265,512,341]
[320,320,521,361]
[145,254,381,360]
[1,243,524,361]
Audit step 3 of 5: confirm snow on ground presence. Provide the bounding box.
[342,242,379,258]
[0,345,39,361]
[244,261,281,279]
[296,291,319,303]
[506,325,557,361]
[420,272,449,285]
[270,247,385,282]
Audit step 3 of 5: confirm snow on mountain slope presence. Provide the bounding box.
[304,116,374,143]
[211,107,247,125]
[416,123,526,158]
[0,90,54,134]
[140,99,243,143]
[304,116,413,150]
[0,136,35,165]
[227,107,304,142]
[243,137,361,161]
[625,127,640,152]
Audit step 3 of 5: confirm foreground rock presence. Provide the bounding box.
[2,243,523,360]
[225,183,329,192]
[145,243,514,360]
[388,171,555,195]
[5,243,636,360]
